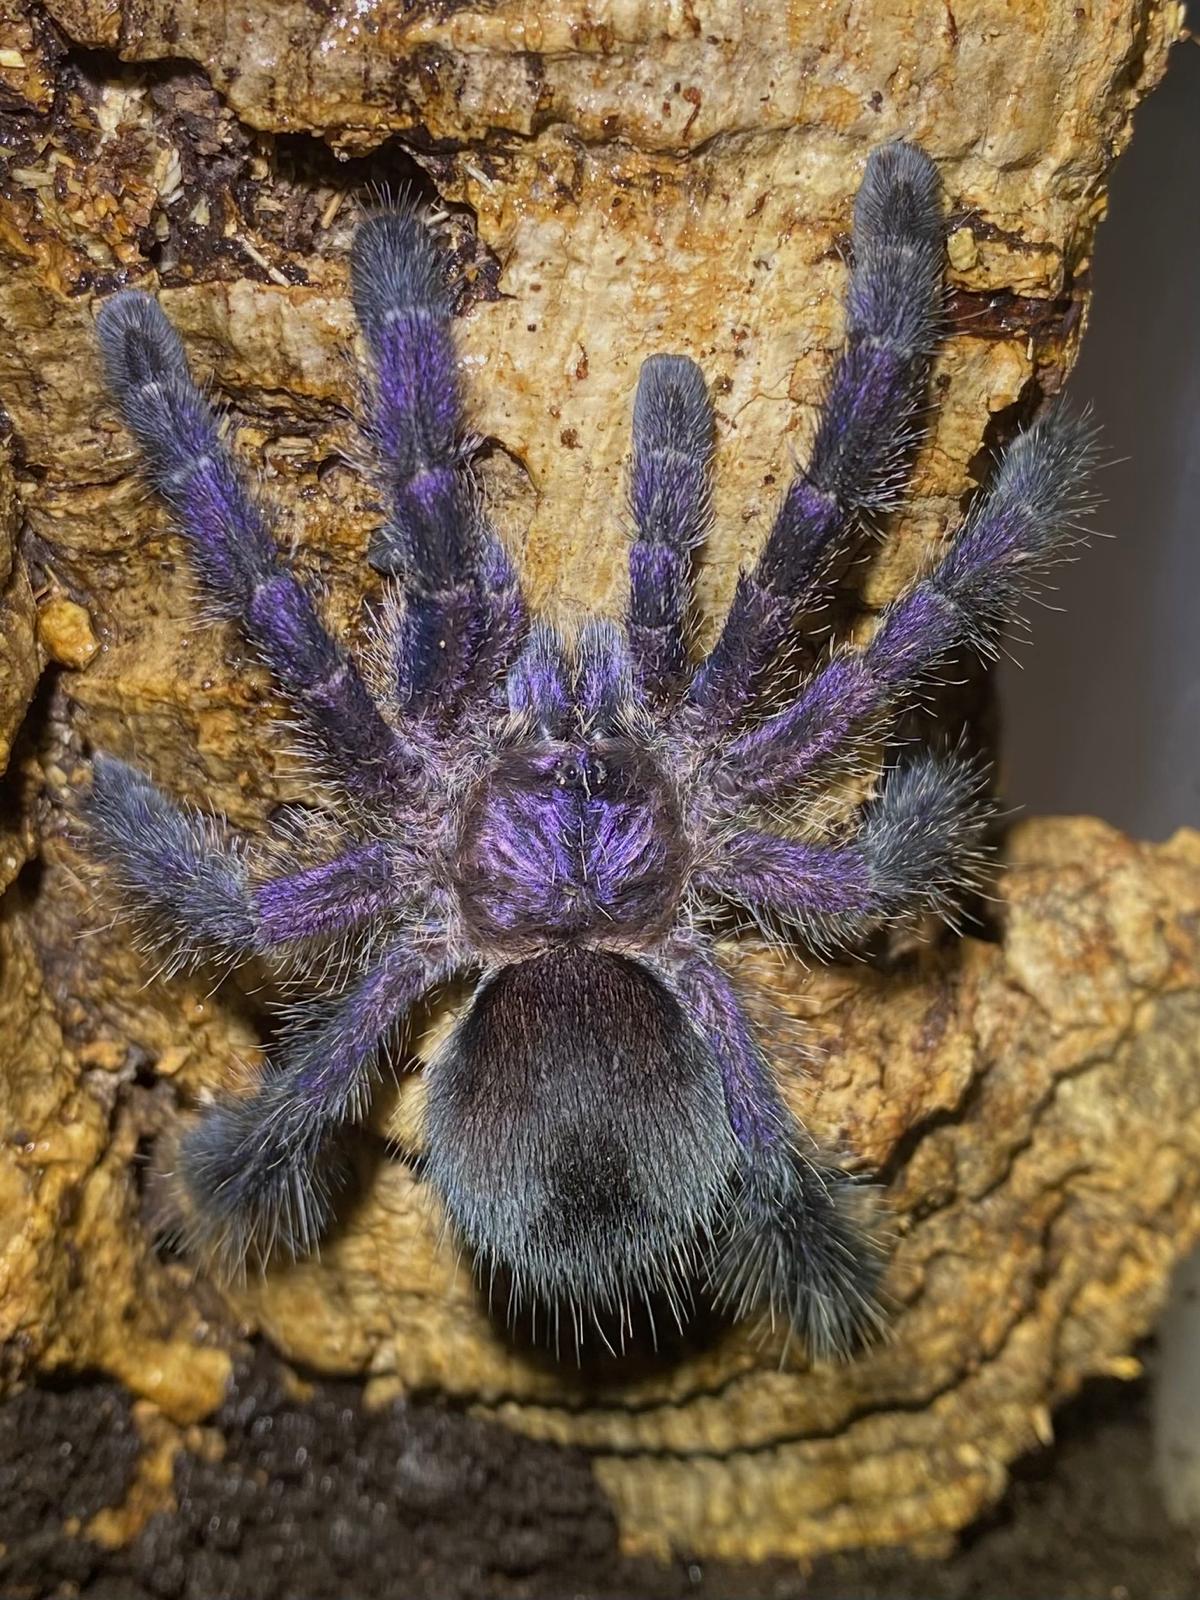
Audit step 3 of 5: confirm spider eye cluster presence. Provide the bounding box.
[454,737,687,954]
[551,750,603,791]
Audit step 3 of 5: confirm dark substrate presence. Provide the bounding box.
[2,1347,1196,1600]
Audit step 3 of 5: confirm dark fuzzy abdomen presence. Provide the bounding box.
[423,946,735,1312]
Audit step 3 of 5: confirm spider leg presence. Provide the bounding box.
[86,755,401,968]
[95,294,415,804]
[575,618,637,731]
[505,620,572,733]
[625,354,714,698]
[717,405,1098,807]
[696,755,988,956]
[690,142,943,719]
[351,213,526,715]
[662,941,883,1359]
[177,935,452,1273]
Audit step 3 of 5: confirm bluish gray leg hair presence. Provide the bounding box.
[719,405,1098,806]
[697,755,989,955]
[178,936,453,1272]
[95,294,416,803]
[691,142,944,720]
[663,940,884,1360]
[85,755,404,968]
[626,354,714,698]
[351,212,526,714]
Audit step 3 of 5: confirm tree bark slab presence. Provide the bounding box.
[0,0,1193,1566]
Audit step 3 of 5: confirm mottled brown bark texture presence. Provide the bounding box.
[0,0,1194,1570]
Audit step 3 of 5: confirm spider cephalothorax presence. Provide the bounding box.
[87,142,1094,1357]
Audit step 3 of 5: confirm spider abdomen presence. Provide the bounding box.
[455,740,688,952]
[424,946,735,1310]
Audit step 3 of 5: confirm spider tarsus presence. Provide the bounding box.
[95,290,191,406]
[849,141,944,356]
[176,1090,340,1275]
[631,353,715,516]
[858,752,993,922]
[350,207,450,339]
[931,398,1101,645]
[84,754,255,965]
[713,1148,886,1363]
[855,141,943,240]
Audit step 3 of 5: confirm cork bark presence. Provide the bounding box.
[0,0,1194,1567]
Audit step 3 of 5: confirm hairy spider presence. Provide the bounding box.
[87,142,1094,1359]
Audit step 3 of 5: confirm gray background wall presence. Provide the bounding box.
[996,34,1199,1507]
[1000,28,1200,840]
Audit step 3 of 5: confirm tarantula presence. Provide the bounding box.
[87,142,1093,1358]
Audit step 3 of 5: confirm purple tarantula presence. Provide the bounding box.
[87,142,1093,1359]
